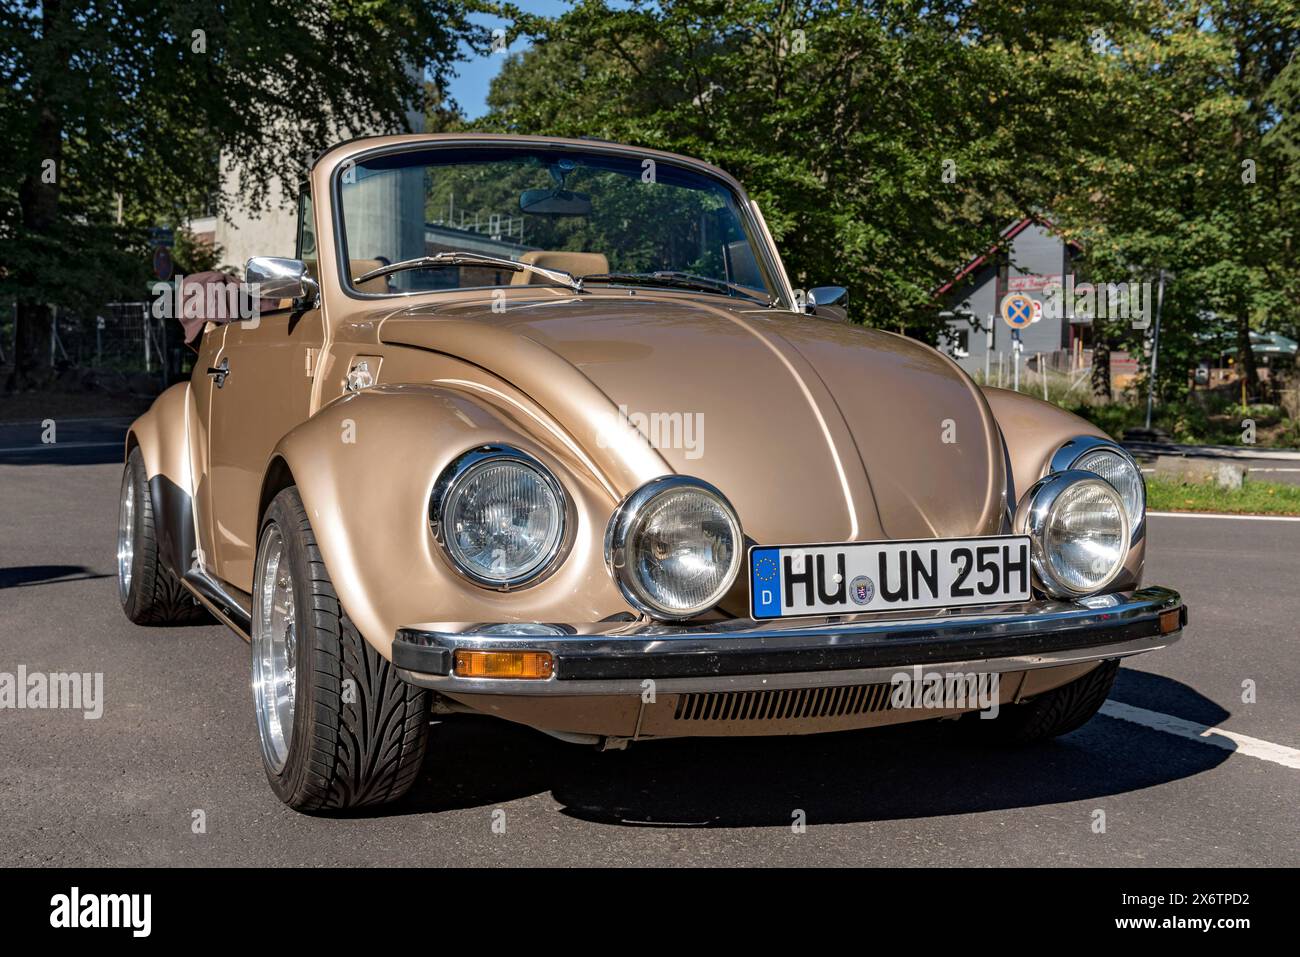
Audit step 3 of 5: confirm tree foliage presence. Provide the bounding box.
[482,0,1300,399]
[1050,0,1300,399]
[0,0,491,389]
[4,0,1297,405]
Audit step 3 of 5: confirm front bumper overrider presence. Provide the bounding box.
[392,586,1186,696]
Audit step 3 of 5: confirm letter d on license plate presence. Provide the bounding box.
[749,535,1031,620]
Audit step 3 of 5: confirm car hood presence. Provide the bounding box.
[379,293,1008,544]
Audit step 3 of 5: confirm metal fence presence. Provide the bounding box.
[1,301,186,386]
[971,348,1104,402]
[76,303,170,374]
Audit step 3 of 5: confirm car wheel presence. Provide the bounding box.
[252,487,430,811]
[117,447,209,625]
[981,659,1120,743]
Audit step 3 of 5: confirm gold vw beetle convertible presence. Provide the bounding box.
[118,134,1186,811]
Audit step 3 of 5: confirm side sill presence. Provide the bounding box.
[183,568,252,639]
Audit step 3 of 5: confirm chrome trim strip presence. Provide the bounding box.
[394,586,1183,695]
[399,632,1180,697]
[182,568,252,638]
[996,423,1017,533]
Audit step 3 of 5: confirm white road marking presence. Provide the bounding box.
[1100,700,1300,769]
[1147,510,1300,522]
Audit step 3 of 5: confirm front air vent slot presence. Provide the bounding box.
[673,683,897,722]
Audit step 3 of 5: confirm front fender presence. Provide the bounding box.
[126,382,194,492]
[268,385,632,661]
[981,388,1109,497]
[125,382,196,579]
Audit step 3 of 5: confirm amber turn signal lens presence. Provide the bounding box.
[1159,608,1182,634]
[454,650,553,679]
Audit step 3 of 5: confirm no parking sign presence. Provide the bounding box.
[1000,293,1033,329]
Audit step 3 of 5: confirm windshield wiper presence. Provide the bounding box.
[354,252,584,293]
[580,271,773,305]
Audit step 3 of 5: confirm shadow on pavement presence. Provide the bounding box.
[379,670,1231,826]
[0,564,112,589]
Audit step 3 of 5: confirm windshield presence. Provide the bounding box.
[335,146,776,302]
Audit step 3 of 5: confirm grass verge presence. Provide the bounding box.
[1145,475,1300,515]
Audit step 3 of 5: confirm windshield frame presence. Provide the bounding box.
[328,138,794,309]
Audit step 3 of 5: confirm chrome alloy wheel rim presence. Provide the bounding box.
[252,525,297,773]
[116,467,135,603]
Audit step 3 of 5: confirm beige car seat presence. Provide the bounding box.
[509,250,609,284]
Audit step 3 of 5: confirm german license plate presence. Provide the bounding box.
[749,535,1032,620]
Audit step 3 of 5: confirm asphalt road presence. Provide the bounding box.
[1,419,1296,867]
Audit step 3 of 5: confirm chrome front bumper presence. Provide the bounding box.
[393,586,1186,696]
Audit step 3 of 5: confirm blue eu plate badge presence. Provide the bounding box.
[750,548,782,619]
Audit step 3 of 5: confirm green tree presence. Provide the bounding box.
[0,0,491,390]
[171,228,229,276]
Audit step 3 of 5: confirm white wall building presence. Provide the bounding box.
[192,100,426,273]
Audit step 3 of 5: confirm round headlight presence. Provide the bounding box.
[1050,437,1145,539]
[1016,471,1130,597]
[432,447,566,588]
[605,477,742,620]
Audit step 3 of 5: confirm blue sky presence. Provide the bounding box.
[446,0,573,119]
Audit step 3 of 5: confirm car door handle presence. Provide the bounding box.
[206,357,230,388]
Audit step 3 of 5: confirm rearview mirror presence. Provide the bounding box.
[519,188,593,217]
[245,257,320,304]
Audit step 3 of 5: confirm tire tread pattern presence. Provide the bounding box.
[996,659,1120,743]
[121,449,209,626]
[270,488,429,811]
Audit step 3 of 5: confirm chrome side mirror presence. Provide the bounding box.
[245,257,320,305]
[803,285,848,321]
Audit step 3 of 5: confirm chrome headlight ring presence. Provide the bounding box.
[429,445,572,591]
[1048,435,1145,546]
[605,475,743,621]
[1015,470,1132,598]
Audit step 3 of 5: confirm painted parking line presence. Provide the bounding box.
[1100,700,1300,770]
[1146,510,1300,522]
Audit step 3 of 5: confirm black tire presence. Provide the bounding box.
[254,487,430,812]
[117,447,209,626]
[982,659,1120,743]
